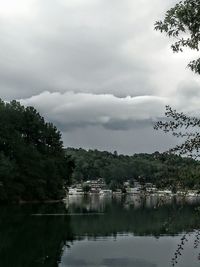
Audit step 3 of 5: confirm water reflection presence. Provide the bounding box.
[1,195,200,266]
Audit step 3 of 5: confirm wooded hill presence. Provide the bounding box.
[65,148,200,190]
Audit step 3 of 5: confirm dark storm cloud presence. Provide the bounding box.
[103,119,153,131]
[19,85,200,154]
[20,85,200,134]
[47,118,154,132]
[20,91,167,131]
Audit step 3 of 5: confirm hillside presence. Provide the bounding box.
[65,148,200,189]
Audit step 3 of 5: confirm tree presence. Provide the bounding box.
[154,1,200,157]
[155,0,200,74]
[154,105,200,157]
[0,99,74,202]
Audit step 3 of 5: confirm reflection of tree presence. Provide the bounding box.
[194,230,200,249]
[1,197,200,266]
[171,229,200,266]
[171,234,189,266]
[67,196,200,238]
[0,203,74,267]
[68,196,200,266]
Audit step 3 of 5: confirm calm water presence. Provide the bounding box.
[1,195,200,267]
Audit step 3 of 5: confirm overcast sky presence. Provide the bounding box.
[1,0,200,154]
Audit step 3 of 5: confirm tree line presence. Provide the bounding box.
[65,148,200,190]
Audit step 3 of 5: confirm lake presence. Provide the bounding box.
[1,195,200,267]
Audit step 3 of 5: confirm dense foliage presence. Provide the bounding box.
[0,100,73,202]
[155,0,200,74]
[65,148,200,189]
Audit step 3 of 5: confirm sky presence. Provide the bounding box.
[1,0,200,154]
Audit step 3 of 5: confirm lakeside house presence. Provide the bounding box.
[126,187,141,194]
[67,178,200,198]
[84,178,106,193]
[68,184,84,195]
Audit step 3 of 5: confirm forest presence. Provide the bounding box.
[66,148,200,190]
[0,100,73,202]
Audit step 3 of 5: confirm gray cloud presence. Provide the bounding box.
[176,80,200,99]
[103,118,154,131]
[20,91,167,131]
[1,0,200,153]
[18,87,200,154]
[62,125,177,155]
[0,0,193,100]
